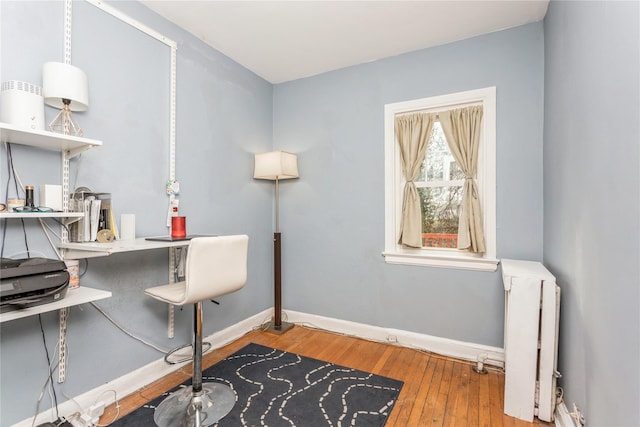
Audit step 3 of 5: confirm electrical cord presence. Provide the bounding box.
[4,142,32,257]
[30,307,120,427]
[5,250,48,259]
[89,302,169,354]
[59,385,84,418]
[33,310,113,427]
[32,314,62,427]
[1,210,6,258]
[8,143,24,193]
[38,314,60,419]
[1,143,10,258]
[19,217,30,256]
[32,309,84,427]
[3,142,10,203]
[52,218,71,237]
[79,258,89,278]
[287,319,505,372]
[94,390,120,426]
[38,219,63,260]
[31,346,62,427]
[40,218,70,241]
[1,142,69,260]
[256,310,296,332]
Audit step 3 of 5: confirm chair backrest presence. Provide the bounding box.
[181,235,249,305]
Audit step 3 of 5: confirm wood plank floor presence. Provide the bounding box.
[99,326,552,426]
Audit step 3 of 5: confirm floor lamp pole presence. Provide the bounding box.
[268,178,293,333]
[273,231,282,326]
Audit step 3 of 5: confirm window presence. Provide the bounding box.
[383,87,498,271]
[418,121,464,249]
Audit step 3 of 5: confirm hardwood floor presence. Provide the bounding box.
[99,326,552,426]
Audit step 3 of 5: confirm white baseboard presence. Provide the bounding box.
[18,308,504,426]
[285,309,505,368]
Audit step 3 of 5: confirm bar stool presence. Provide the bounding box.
[145,235,249,427]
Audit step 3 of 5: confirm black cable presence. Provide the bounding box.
[37,314,60,420]
[1,213,6,259]
[5,143,31,257]
[3,143,9,206]
[7,143,20,199]
[51,218,71,236]
[79,258,89,277]
[1,143,11,258]
[20,217,30,258]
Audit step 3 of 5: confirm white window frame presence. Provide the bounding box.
[383,87,498,272]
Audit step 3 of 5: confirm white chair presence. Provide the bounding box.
[145,235,249,427]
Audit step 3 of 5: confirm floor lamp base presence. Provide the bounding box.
[265,320,294,335]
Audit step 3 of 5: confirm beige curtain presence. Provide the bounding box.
[395,113,435,248]
[439,106,485,253]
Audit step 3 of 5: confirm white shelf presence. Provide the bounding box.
[60,237,193,259]
[0,286,112,323]
[0,211,83,220]
[0,122,102,158]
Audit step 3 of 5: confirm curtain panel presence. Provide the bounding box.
[395,113,435,248]
[439,106,486,253]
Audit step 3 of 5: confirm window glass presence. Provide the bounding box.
[416,121,464,248]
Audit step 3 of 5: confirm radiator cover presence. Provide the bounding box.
[502,259,560,422]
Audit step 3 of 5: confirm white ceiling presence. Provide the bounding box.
[140,0,549,84]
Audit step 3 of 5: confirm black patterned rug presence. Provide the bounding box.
[110,343,403,426]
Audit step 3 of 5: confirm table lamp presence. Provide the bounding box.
[254,151,299,333]
[43,62,89,136]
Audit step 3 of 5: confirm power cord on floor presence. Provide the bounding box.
[256,310,291,331]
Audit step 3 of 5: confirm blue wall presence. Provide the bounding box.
[1,1,274,425]
[274,22,544,345]
[2,1,553,425]
[543,1,640,425]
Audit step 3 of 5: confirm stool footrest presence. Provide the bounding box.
[165,341,212,365]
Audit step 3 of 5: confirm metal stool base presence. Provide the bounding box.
[153,382,236,427]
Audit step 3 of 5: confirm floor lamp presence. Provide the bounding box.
[254,151,299,334]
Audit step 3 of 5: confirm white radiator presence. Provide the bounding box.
[502,259,560,422]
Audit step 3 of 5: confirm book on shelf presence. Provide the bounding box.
[69,191,116,242]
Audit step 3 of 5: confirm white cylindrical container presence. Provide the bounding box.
[120,214,136,240]
[0,80,45,130]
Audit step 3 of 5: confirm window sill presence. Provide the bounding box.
[382,248,499,272]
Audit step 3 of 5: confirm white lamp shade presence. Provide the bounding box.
[42,62,89,111]
[254,151,299,180]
